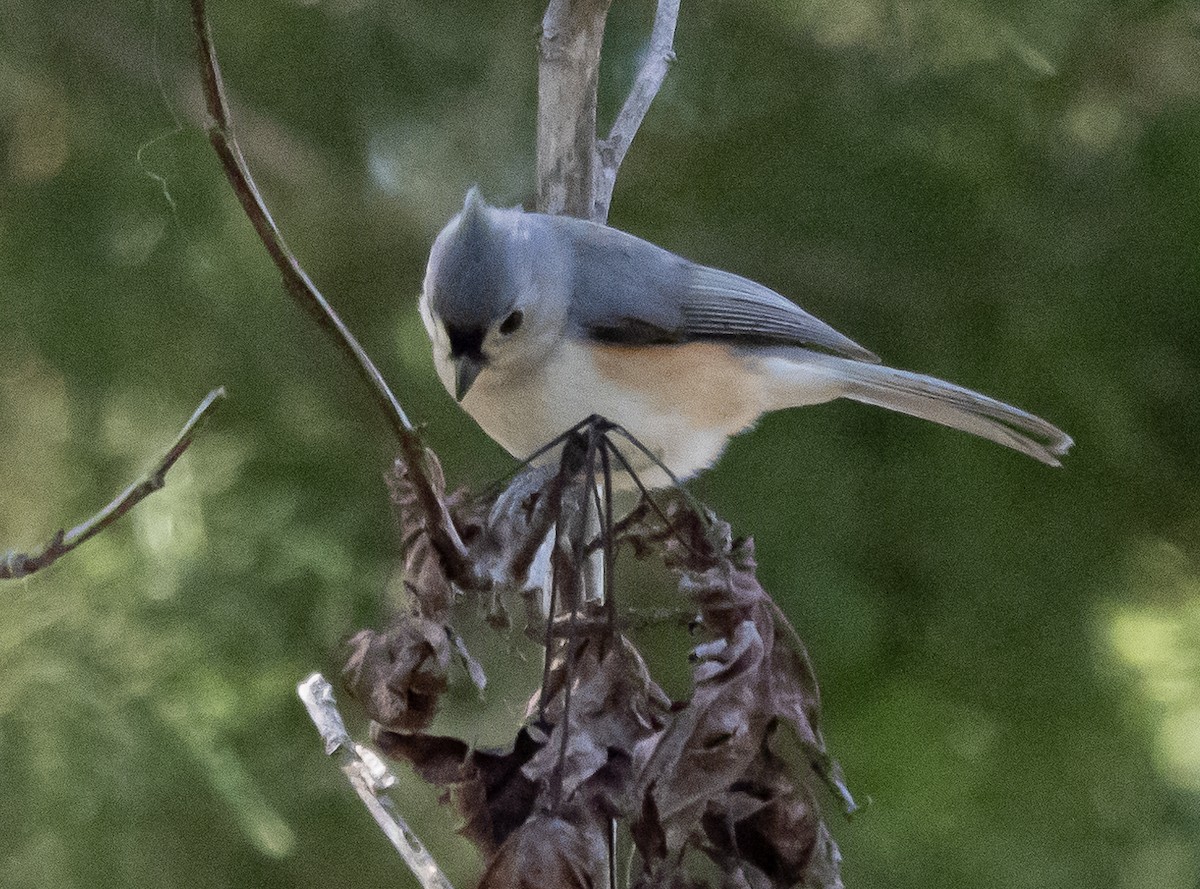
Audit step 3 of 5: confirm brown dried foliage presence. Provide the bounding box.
[344,427,854,888]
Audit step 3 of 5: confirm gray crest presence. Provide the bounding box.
[427,187,514,330]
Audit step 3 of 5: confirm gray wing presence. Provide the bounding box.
[556,215,879,363]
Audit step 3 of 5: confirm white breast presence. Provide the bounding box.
[445,338,772,488]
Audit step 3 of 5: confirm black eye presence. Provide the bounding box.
[499,310,524,335]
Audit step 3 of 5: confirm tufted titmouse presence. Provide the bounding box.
[419,189,1072,486]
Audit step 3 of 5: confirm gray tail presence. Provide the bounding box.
[827,358,1073,466]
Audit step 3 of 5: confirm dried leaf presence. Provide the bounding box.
[803,823,845,889]
[635,619,770,857]
[375,727,543,854]
[525,635,671,811]
[629,861,713,889]
[477,814,607,889]
[353,433,853,889]
[627,492,851,887]
[700,733,823,888]
[386,451,458,619]
[341,618,450,732]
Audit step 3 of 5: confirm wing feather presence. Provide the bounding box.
[557,215,877,362]
[682,265,879,362]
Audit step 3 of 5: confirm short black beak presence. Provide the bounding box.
[454,354,486,401]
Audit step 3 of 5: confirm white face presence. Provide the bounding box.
[419,281,542,409]
[417,290,454,396]
[419,203,571,401]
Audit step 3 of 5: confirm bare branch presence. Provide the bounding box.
[297,674,456,889]
[595,0,681,221]
[2,387,226,580]
[189,0,412,437]
[537,0,614,219]
[189,0,484,587]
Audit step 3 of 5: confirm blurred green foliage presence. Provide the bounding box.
[2,0,1199,886]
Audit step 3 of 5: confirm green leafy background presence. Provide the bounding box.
[2,1,1198,886]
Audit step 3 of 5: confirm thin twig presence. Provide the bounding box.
[601,438,709,561]
[595,0,681,221]
[2,387,226,580]
[297,674,455,889]
[597,443,616,630]
[550,426,598,809]
[188,0,482,586]
[189,0,410,437]
[606,422,716,525]
[583,494,650,557]
[538,444,574,725]
[478,415,604,499]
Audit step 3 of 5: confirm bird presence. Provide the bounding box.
[419,188,1072,488]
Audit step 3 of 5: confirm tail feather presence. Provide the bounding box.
[802,356,1074,466]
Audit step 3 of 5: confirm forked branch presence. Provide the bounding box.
[538,0,681,223]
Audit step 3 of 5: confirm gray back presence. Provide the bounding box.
[549,213,878,361]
